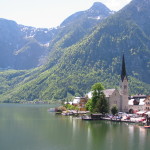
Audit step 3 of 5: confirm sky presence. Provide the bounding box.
[0,0,132,28]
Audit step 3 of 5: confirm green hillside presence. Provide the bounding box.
[0,0,150,102]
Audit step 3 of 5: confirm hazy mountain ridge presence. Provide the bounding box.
[0,18,56,69]
[0,2,112,70]
[61,2,114,26]
[48,2,113,51]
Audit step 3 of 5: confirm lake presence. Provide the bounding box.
[0,104,150,150]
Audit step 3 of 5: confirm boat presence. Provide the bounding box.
[144,126,150,129]
[82,116,93,121]
[91,113,103,120]
[82,113,102,121]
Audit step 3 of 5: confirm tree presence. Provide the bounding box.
[88,82,109,114]
[111,105,118,115]
[94,93,109,114]
[85,99,93,112]
[92,82,104,92]
[91,82,104,110]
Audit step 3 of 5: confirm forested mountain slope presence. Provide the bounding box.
[0,0,150,102]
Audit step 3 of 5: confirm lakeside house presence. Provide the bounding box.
[128,95,146,113]
[65,97,88,111]
[72,97,88,111]
[128,95,150,115]
[144,96,150,111]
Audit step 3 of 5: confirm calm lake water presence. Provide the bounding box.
[0,104,150,150]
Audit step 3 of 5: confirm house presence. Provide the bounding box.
[144,96,150,111]
[72,97,88,111]
[128,95,146,113]
[128,95,150,114]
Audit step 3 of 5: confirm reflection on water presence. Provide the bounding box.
[0,104,150,150]
[127,124,150,150]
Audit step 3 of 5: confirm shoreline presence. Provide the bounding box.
[56,110,148,126]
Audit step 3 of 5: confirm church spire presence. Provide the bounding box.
[121,54,127,82]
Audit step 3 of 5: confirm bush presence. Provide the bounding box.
[111,105,118,115]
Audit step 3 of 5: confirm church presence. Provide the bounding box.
[85,54,150,113]
[87,55,129,112]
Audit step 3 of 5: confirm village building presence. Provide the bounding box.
[144,96,150,111]
[72,97,88,108]
[64,97,88,111]
[128,95,146,113]
[128,95,150,114]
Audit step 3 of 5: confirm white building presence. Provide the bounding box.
[128,95,150,113]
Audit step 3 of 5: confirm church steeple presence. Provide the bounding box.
[120,54,129,112]
[121,54,127,82]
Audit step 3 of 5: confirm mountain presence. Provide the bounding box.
[0,2,112,70]
[48,2,113,50]
[0,0,150,102]
[19,25,57,44]
[61,2,113,27]
[44,0,150,84]
[0,18,58,69]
